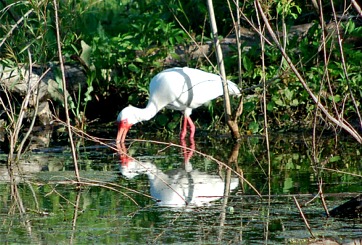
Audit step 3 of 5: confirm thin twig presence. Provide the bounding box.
[318,178,330,217]
[316,166,362,177]
[207,0,240,140]
[293,196,315,238]
[317,0,339,118]
[351,0,362,16]
[70,190,81,244]
[0,82,15,124]
[226,0,244,121]
[330,0,362,129]
[53,0,80,182]
[133,139,262,197]
[0,9,33,49]
[254,1,271,179]
[254,0,362,144]
[168,6,215,69]
[53,117,262,198]
[17,65,52,159]
[54,117,204,205]
[45,176,143,206]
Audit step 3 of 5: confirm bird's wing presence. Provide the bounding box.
[181,67,240,105]
[148,67,240,112]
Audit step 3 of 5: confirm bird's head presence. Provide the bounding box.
[116,106,138,144]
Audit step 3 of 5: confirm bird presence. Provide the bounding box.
[116,67,240,143]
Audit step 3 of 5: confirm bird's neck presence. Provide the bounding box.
[134,102,158,123]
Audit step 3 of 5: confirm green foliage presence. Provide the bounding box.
[236,8,362,132]
[276,0,302,20]
[71,1,190,116]
[1,0,361,134]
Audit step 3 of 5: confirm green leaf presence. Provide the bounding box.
[276,2,283,14]
[121,35,134,40]
[330,156,341,163]
[135,57,144,63]
[274,99,284,106]
[328,94,341,103]
[248,122,259,134]
[346,20,355,34]
[84,86,93,103]
[242,56,253,72]
[128,63,140,73]
[267,102,275,111]
[80,40,92,69]
[285,88,293,101]
[167,121,178,130]
[291,99,299,106]
[156,114,168,127]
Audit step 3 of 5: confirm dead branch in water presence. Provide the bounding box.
[293,196,315,238]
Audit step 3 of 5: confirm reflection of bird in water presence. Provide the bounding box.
[116,67,241,143]
[118,142,239,207]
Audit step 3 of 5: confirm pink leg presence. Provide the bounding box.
[180,116,195,139]
[181,138,196,164]
[187,117,195,138]
[180,116,188,139]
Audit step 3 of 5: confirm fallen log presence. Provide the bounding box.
[0,63,87,125]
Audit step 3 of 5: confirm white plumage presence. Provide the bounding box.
[119,159,239,207]
[116,67,240,143]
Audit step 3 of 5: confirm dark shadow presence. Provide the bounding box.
[329,194,362,218]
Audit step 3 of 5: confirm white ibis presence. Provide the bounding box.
[116,67,240,143]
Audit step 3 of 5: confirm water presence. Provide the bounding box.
[0,127,361,244]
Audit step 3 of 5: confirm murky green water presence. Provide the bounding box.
[0,128,361,244]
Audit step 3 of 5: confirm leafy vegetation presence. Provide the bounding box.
[1,1,361,241]
[1,0,361,137]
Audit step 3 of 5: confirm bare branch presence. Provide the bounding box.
[254,0,362,144]
[53,0,80,182]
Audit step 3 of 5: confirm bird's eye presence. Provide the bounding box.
[121,119,128,126]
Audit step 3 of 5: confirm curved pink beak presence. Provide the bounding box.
[116,119,133,144]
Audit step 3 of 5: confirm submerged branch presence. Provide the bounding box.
[293,196,315,238]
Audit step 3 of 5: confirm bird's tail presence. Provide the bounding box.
[227,81,241,96]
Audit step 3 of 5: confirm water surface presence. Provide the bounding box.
[0,128,361,244]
